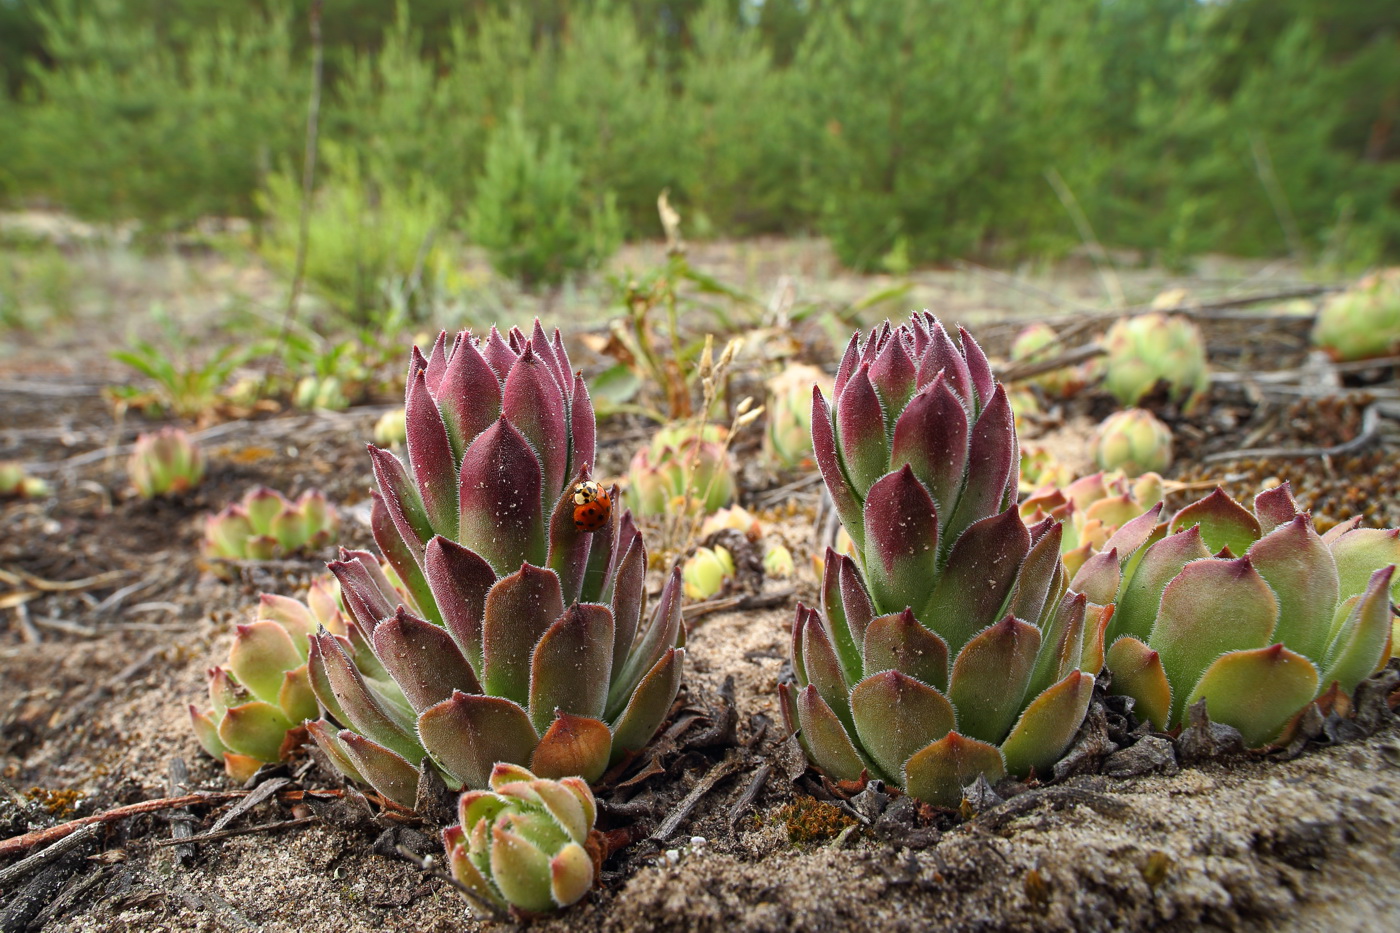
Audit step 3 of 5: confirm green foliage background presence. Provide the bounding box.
[2,0,1397,269]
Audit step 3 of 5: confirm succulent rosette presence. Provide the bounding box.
[191,580,356,781]
[1021,471,1165,574]
[1009,323,1086,398]
[202,486,339,562]
[1313,268,1400,362]
[627,423,735,517]
[306,324,685,808]
[782,314,1098,806]
[1073,484,1399,747]
[444,764,600,916]
[764,363,833,469]
[1091,408,1173,477]
[0,461,50,499]
[1101,312,1209,410]
[129,426,205,499]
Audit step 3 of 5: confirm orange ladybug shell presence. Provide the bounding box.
[572,481,611,532]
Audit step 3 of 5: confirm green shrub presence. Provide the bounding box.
[12,0,300,230]
[467,112,620,287]
[256,142,449,325]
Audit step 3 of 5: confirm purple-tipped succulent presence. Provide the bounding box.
[783,314,1097,806]
[129,426,205,499]
[305,325,685,808]
[444,764,600,916]
[1076,483,1399,747]
[202,486,339,563]
[190,580,362,781]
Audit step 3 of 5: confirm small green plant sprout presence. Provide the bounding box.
[1092,408,1173,477]
[1101,312,1209,411]
[373,407,407,448]
[0,461,51,499]
[764,364,833,470]
[785,314,1097,807]
[1074,483,1399,747]
[111,338,269,421]
[1313,268,1400,362]
[1009,323,1087,398]
[444,764,601,917]
[683,545,736,600]
[202,487,339,563]
[304,324,684,807]
[128,427,205,499]
[190,580,355,782]
[1021,471,1165,575]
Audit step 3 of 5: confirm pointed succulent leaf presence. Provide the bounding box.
[836,553,876,663]
[372,607,481,712]
[1007,521,1064,628]
[890,374,969,524]
[304,720,366,784]
[1253,483,1298,534]
[948,615,1041,744]
[958,326,996,412]
[1330,528,1400,601]
[1247,515,1340,661]
[529,604,614,733]
[833,333,861,398]
[1000,670,1095,778]
[1104,636,1171,730]
[861,609,949,692]
[608,566,683,718]
[424,536,497,677]
[482,564,565,707]
[1169,489,1262,559]
[311,631,422,761]
[482,326,518,380]
[217,701,294,763]
[530,712,612,783]
[1320,566,1395,694]
[862,466,940,619]
[608,647,684,759]
[277,665,318,724]
[835,365,889,497]
[190,706,227,758]
[546,467,597,605]
[801,611,855,734]
[868,335,917,417]
[1150,558,1280,725]
[1070,548,1122,607]
[1321,516,1363,544]
[850,670,956,782]
[549,843,595,909]
[1025,592,1087,700]
[436,336,504,458]
[255,594,318,648]
[328,556,399,635]
[458,418,547,575]
[503,344,570,497]
[922,508,1031,657]
[1187,645,1319,748]
[244,487,287,535]
[490,824,554,914]
[902,732,1006,808]
[1112,526,1211,643]
[369,493,437,624]
[418,692,540,791]
[229,620,303,706]
[1100,504,1165,564]
[794,685,866,783]
[916,322,974,411]
[943,386,1016,544]
[812,387,865,552]
[338,730,423,809]
[406,368,460,536]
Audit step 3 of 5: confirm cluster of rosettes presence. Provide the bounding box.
[202,486,338,562]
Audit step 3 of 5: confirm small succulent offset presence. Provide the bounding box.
[1092,408,1173,478]
[190,581,351,781]
[444,764,600,916]
[764,363,833,470]
[305,324,685,807]
[1074,484,1399,747]
[202,486,339,562]
[627,423,736,517]
[784,313,1097,807]
[683,545,735,600]
[1313,268,1400,362]
[0,461,50,499]
[373,407,407,448]
[129,426,205,499]
[1009,323,1086,398]
[1101,312,1209,411]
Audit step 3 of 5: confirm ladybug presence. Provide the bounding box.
[571,481,612,532]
